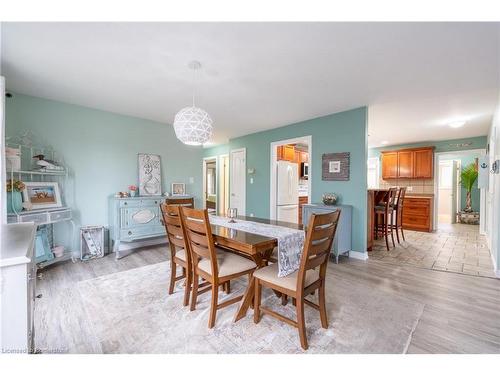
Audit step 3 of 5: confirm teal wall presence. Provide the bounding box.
[5,93,203,228]
[369,136,487,212]
[204,107,368,253]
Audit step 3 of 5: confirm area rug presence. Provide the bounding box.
[68,261,424,353]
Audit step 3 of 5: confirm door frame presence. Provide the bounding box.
[433,148,486,233]
[219,153,230,216]
[230,148,246,215]
[202,156,218,212]
[269,135,312,220]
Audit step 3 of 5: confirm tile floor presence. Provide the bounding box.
[369,223,497,278]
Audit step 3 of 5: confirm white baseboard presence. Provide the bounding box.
[115,237,167,252]
[349,251,369,261]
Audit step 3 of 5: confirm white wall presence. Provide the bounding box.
[488,100,500,275]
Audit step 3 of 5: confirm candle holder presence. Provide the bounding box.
[227,208,238,223]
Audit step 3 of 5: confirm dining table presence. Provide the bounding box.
[209,215,303,322]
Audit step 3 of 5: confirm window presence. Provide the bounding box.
[367,157,380,189]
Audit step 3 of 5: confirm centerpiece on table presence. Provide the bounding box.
[7,179,25,213]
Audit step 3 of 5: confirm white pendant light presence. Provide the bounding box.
[173,61,213,146]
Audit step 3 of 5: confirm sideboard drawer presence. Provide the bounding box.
[19,212,48,224]
[49,209,72,222]
[120,225,165,241]
[119,198,164,208]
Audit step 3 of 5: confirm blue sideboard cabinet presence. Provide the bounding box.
[302,204,352,263]
[109,196,168,259]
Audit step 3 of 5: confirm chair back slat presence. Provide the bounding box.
[180,207,218,278]
[304,253,329,270]
[297,210,340,291]
[309,237,333,256]
[160,203,190,263]
[169,236,186,249]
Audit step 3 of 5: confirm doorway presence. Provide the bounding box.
[230,148,246,215]
[434,149,486,231]
[203,157,217,214]
[437,159,460,224]
[270,136,312,224]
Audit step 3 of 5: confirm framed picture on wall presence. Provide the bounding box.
[322,152,350,181]
[138,153,162,196]
[23,181,63,210]
[171,183,186,196]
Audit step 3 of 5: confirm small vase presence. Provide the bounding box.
[129,190,137,197]
[7,191,23,213]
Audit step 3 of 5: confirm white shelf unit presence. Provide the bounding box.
[5,139,77,268]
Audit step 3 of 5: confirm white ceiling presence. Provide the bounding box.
[1,22,499,147]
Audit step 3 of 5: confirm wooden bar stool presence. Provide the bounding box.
[391,187,407,244]
[374,187,397,251]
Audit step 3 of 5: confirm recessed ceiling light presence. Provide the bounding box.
[381,141,389,145]
[449,121,466,128]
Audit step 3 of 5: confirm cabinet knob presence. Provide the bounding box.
[36,294,43,299]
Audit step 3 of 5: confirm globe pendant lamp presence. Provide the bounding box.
[173,61,213,146]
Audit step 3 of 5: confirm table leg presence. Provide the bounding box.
[234,252,265,322]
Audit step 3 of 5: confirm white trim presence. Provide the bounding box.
[202,156,218,212]
[269,135,312,220]
[218,154,229,215]
[230,148,246,215]
[434,149,486,231]
[349,251,369,260]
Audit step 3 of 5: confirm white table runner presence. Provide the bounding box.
[209,215,305,277]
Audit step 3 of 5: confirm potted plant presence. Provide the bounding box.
[129,185,138,197]
[6,179,25,213]
[460,162,478,212]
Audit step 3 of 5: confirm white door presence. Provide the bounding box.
[230,148,246,215]
[277,204,299,223]
[451,160,460,223]
[438,161,453,224]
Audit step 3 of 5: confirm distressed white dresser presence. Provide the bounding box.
[0,223,37,354]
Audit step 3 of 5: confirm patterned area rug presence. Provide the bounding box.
[39,261,425,353]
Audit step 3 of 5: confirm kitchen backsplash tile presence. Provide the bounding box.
[380,177,435,194]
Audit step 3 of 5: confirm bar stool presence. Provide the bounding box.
[374,187,397,251]
[391,187,407,244]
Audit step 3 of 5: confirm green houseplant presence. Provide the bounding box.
[460,163,478,212]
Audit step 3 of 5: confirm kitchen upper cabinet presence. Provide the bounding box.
[381,152,398,179]
[381,147,434,179]
[413,148,434,178]
[277,145,297,162]
[397,151,414,178]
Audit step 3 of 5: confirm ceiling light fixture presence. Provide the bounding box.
[448,121,466,128]
[173,61,213,146]
[381,140,389,145]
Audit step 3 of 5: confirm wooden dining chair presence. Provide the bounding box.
[160,203,193,306]
[160,203,195,306]
[374,187,397,251]
[180,207,257,328]
[252,210,340,350]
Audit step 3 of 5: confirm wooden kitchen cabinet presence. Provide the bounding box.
[402,197,433,232]
[381,152,398,179]
[413,148,434,178]
[381,147,434,180]
[277,145,298,162]
[397,151,414,178]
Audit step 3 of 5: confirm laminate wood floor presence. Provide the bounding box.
[36,244,500,354]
